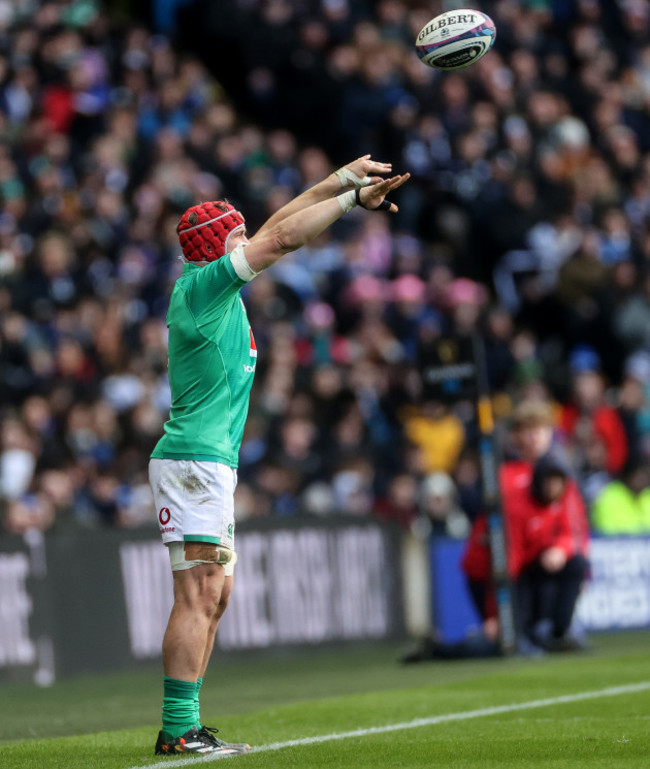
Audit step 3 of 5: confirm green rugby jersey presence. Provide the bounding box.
[151,251,257,468]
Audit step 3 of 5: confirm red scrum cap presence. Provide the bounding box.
[177,201,246,263]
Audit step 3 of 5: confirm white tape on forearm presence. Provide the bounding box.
[337,190,357,213]
[335,167,371,188]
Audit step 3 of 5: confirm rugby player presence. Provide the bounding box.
[148,155,409,756]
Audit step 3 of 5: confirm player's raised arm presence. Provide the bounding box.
[255,155,395,236]
[244,172,410,274]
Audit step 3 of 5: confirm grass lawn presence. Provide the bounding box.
[1,632,648,769]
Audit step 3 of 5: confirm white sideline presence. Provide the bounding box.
[132,680,650,768]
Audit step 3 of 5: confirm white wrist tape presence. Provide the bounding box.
[335,167,371,188]
[337,190,357,213]
[230,244,258,281]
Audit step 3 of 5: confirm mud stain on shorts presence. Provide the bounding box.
[179,470,208,494]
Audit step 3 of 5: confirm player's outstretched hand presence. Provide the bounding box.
[335,155,394,188]
[358,173,411,213]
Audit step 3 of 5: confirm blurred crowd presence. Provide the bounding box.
[1,0,650,538]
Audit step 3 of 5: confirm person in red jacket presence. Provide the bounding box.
[503,399,590,560]
[462,401,590,652]
[505,452,590,651]
[558,347,628,475]
[460,452,589,654]
[402,401,590,662]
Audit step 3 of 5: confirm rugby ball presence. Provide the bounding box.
[415,9,496,70]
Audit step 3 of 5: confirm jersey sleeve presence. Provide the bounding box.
[184,245,256,330]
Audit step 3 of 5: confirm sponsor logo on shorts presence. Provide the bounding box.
[160,526,176,533]
[159,507,171,525]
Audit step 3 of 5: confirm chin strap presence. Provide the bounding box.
[355,187,392,211]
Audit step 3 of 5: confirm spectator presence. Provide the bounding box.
[617,350,650,461]
[505,399,591,558]
[1,0,650,538]
[0,418,39,501]
[453,450,483,523]
[507,452,590,653]
[461,448,589,650]
[331,457,375,516]
[3,494,55,535]
[558,346,629,476]
[373,472,419,529]
[417,471,470,539]
[460,400,590,649]
[401,401,465,476]
[403,446,590,663]
[591,457,650,535]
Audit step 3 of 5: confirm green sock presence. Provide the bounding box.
[195,677,204,728]
[162,676,199,740]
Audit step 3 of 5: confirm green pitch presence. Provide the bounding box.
[2,632,649,769]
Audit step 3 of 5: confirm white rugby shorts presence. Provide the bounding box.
[148,458,237,550]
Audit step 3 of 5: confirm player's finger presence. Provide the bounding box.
[366,174,406,201]
[387,173,410,190]
[375,174,405,193]
[375,174,400,191]
[365,180,395,203]
[375,175,408,212]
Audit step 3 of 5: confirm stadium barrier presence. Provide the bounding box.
[0,518,405,684]
[430,536,650,642]
[3,525,647,684]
